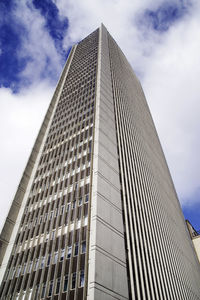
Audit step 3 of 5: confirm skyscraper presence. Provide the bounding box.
[0,24,200,299]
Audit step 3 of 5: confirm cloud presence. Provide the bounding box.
[0,81,54,230]
[138,1,191,32]
[14,1,64,85]
[142,4,200,205]
[0,0,68,92]
[32,0,68,54]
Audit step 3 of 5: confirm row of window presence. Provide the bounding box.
[53,92,95,121]
[8,226,87,276]
[34,141,91,186]
[61,67,96,93]
[59,79,96,107]
[47,113,94,142]
[13,270,84,300]
[33,166,90,192]
[18,209,88,245]
[40,270,84,299]
[50,95,94,130]
[23,194,89,230]
[47,115,92,144]
[30,157,91,199]
[23,183,90,225]
[10,241,86,279]
[31,165,90,195]
[48,106,94,145]
[36,144,92,180]
[39,130,92,170]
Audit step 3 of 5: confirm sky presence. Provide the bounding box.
[0,0,200,231]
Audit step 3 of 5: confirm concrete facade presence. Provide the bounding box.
[0,24,200,300]
[193,237,200,263]
[186,220,200,264]
[87,25,128,300]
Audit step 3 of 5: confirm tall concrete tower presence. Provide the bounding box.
[1,24,200,300]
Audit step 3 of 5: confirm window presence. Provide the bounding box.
[60,205,65,215]
[54,251,58,264]
[47,253,51,266]
[22,263,27,275]
[17,265,21,277]
[71,272,76,289]
[48,280,53,297]
[85,194,89,203]
[34,284,39,300]
[65,212,69,225]
[56,277,61,294]
[63,275,68,292]
[34,258,39,271]
[78,197,82,206]
[51,230,55,240]
[41,282,46,298]
[79,270,85,287]
[74,243,79,256]
[40,256,45,269]
[67,246,72,258]
[11,267,16,279]
[66,203,71,211]
[81,241,86,254]
[50,211,54,219]
[28,261,33,273]
[60,248,65,261]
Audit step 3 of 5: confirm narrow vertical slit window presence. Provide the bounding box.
[48,280,53,297]
[74,242,79,256]
[41,282,46,298]
[79,270,85,287]
[71,272,76,289]
[67,246,72,258]
[81,241,86,254]
[63,275,68,292]
[56,277,61,294]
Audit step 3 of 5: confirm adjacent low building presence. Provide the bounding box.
[186,220,200,263]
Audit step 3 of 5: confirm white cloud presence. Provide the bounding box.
[13,1,63,84]
[142,6,200,205]
[0,82,54,230]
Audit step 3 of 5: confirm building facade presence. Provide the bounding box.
[0,24,200,300]
[186,220,200,264]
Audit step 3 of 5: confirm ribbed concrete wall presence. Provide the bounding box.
[108,30,200,299]
[87,25,129,300]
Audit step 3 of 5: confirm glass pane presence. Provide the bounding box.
[56,278,61,294]
[71,273,76,289]
[82,241,86,253]
[63,275,68,292]
[80,270,84,287]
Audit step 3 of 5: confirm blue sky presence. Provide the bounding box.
[0,0,200,230]
[0,0,69,92]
